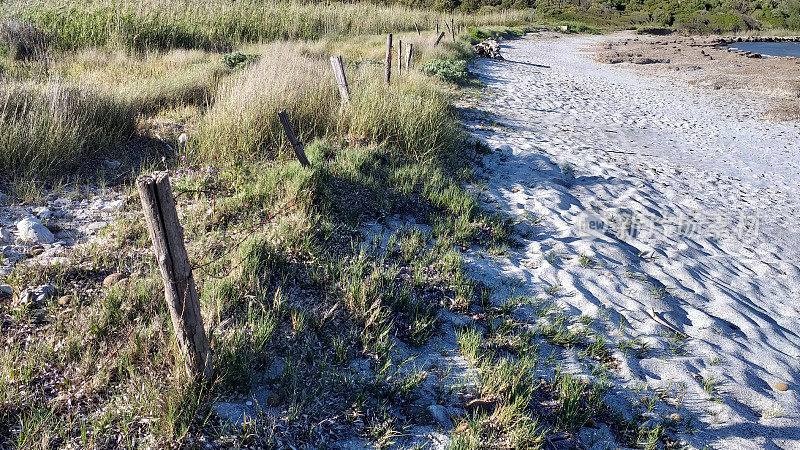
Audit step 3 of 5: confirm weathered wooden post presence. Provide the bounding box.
[406,43,413,71]
[434,32,445,47]
[137,172,213,383]
[414,22,420,35]
[397,39,403,75]
[329,55,350,103]
[451,17,455,42]
[385,34,393,85]
[278,110,311,167]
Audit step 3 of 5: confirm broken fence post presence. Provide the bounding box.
[385,34,393,85]
[278,110,311,167]
[137,171,213,383]
[406,43,413,71]
[398,39,403,75]
[434,32,445,47]
[329,55,350,103]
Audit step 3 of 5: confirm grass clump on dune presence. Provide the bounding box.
[0,81,137,178]
[195,39,464,163]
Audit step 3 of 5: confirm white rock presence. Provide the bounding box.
[34,207,53,221]
[103,199,125,212]
[178,133,188,149]
[427,404,453,428]
[16,216,54,244]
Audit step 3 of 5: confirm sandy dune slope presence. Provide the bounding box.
[462,33,800,449]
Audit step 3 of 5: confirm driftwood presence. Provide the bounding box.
[474,39,504,60]
[137,172,213,382]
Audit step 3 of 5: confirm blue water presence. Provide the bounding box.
[726,41,800,57]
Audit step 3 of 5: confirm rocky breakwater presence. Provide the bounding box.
[0,187,129,275]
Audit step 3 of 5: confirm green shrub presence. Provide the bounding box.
[468,27,490,43]
[220,52,259,69]
[420,58,470,85]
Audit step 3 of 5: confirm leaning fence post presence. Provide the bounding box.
[137,172,213,383]
[398,39,403,75]
[278,110,310,167]
[385,34,393,85]
[414,22,420,35]
[329,55,350,103]
[406,43,413,71]
[434,32,445,47]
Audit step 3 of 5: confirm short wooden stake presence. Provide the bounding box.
[397,39,403,75]
[406,43,413,71]
[137,172,213,383]
[451,17,455,42]
[385,34,392,85]
[414,22,420,35]
[329,55,350,103]
[434,32,445,47]
[278,110,310,167]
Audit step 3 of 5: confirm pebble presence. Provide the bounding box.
[104,159,121,170]
[0,285,12,301]
[103,272,127,287]
[427,404,453,428]
[29,245,45,256]
[0,228,11,243]
[58,295,73,306]
[775,382,789,391]
[465,398,496,415]
[669,413,682,422]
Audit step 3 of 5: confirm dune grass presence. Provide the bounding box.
[2,0,535,52]
[0,81,137,178]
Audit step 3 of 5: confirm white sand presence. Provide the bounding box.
[463,33,800,448]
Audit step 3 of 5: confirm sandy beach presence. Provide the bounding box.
[462,32,800,448]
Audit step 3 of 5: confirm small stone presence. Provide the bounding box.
[16,216,55,244]
[103,272,127,287]
[104,159,122,170]
[34,207,53,221]
[775,382,789,391]
[29,245,45,257]
[511,188,519,193]
[103,199,125,212]
[427,404,453,428]
[0,285,12,301]
[0,227,11,243]
[669,413,682,422]
[178,133,188,149]
[58,295,73,306]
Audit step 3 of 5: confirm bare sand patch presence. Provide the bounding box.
[595,33,800,121]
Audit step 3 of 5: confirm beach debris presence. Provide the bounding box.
[474,39,503,60]
[775,382,789,391]
[648,306,688,338]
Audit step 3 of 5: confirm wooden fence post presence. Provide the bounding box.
[329,55,350,103]
[434,32,445,47]
[414,22,420,35]
[398,39,403,75]
[385,34,392,85]
[137,172,213,383]
[451,17,455,42]
[278,110,311,167]
[406,43,413,71]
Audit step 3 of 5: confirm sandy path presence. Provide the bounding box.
[463,33,800,449]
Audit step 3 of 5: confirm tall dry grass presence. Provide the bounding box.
[0,81,137,177]
[194,40,463,163]
[3,0,535,52]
